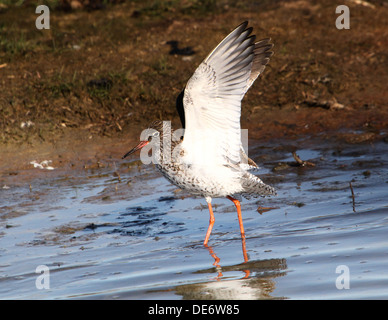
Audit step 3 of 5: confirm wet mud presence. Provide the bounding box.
[1,137,388,299]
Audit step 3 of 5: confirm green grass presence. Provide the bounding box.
[0,0,24,5]
[0,0,59,6]
[0,0,118,8]
[130,0,224,18]
[0,29,35,55]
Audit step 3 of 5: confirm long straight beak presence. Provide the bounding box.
[122,140,149,159]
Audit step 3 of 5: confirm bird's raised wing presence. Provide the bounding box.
[180,22,272,166]
[245,38,273,93]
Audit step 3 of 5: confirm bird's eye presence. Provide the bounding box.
[148,131,159,141]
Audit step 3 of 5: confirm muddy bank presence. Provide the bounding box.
[1,0,388,172]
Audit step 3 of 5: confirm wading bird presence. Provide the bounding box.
[123,21,276,245]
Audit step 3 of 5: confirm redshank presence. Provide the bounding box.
[122,21,276,245]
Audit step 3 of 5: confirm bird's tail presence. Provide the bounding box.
[240,172,277,199]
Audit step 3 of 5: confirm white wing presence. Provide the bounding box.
[181,22,272,167]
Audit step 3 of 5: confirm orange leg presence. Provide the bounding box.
[227,196,245,240]
[203,202,215,245]
[227,196,249,263]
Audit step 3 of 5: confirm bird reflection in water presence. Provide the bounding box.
[205,235,250,280]
[176,241,288,299]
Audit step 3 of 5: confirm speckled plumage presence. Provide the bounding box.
[147,120,276,201]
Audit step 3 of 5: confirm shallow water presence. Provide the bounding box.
[1,138,388,299]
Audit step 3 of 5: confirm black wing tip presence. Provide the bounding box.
[239,21,249,29]
[234,21,252,36]
[236,23,274,53]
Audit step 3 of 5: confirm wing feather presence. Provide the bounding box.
[180,22,273,167]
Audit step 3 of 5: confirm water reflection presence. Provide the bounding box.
[205,236,250,279]
[176,239,287,299]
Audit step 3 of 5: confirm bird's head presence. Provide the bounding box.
[122,120,163,159]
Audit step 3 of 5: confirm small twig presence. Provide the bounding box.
[292,151,304,165]
[257,206,279,215]
[349,182,356,212]
[114,171,121,183]
[292,151,316,167]
[115,121,122,131]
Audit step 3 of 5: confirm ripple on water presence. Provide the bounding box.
[0,141,388,299]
